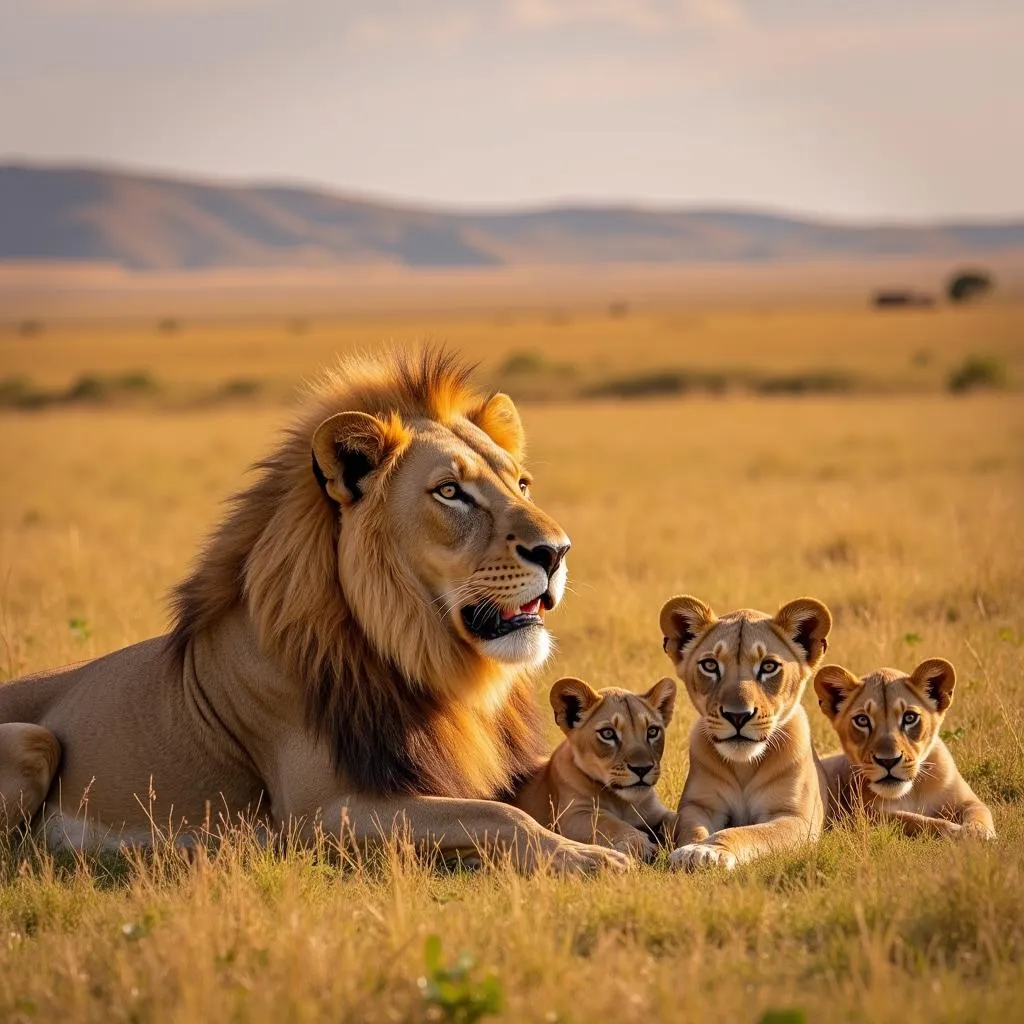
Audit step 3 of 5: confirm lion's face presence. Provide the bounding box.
[550,677,677,801]
[814,660,954,800]
[661,596,831,764]
[313,395,569,672]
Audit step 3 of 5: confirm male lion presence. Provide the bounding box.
[814,658,995,840]
[660,594,832,870]
[0,350,627,874]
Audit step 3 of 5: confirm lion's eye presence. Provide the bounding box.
[902,710,920,728]
[433,482,469,503]
[518,479,530,496]
[698,658,720,676]
[759,659,781,678]
[852,713,872,730]
[646,725,661,741]
[597,727,617,743]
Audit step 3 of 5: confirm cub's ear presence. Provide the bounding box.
[660,595,715,663]
[910,658,956,713]
[813,665,861,721]
[550,677,601,734]
[312,411,410,506]
[469,393,525,462]
[643,677,678,727]
[774,598,832,668]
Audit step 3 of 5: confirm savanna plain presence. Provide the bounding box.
[1,295,1023,1023]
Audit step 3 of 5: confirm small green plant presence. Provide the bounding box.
[948,355,1007,394]
[418,935,503,1024]
[68,617,91,641]
[903,632,922,646]
[941,726,965,743]
[499,351,547,375]
[758,1011,807,1024]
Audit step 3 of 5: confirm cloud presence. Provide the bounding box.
[35,0,269,12]
[505,0,749,34]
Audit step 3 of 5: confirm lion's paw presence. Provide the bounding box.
[669,843,737,872]
[545,840,632,877]
[613,830,659,863]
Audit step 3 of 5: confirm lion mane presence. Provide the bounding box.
[167,349,547,800]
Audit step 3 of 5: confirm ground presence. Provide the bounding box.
[1,299,1022,1023]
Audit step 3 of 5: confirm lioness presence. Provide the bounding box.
[515,677,677,861]
[814,658,995,840]
[0,349,627,874]
[660,595,832,870]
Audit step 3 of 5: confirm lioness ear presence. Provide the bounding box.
[813,665,861,721]
[643,677,678,727]
[659,595,715,663]
[469,393,525,461]
[312,411,409,506]
[774,598,832,668]
[550,677,601,734]
[910,658,956,713]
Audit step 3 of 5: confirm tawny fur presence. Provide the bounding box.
[516,678,677,861]
[814,659,995,840]
[660,595,832,871]
[0,349,627,874]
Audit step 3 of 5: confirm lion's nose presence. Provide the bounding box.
[629,764,654,782]
[722,708,756,732]
[516,542,570,576]
[873,754,902,771]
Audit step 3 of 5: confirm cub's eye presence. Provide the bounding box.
[518,479,530,496]
[902,710,920,728]
[698,657,719,676]
[597,727,617,743]
[646,725,661,741]
[759,659,781,677]
[433,482,470,503]
[852,713,872,730]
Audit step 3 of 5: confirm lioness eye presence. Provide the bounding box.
[597,727,617,742]
[760,659,781,677]
[902,710,920,728]
[853,713,872,730]
[698,658,719,676]
[647,725,661,740]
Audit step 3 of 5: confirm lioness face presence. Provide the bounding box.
[814,660,955,800]
[314,396,570,669]
[550,677,677,801]
[661,596,831,764]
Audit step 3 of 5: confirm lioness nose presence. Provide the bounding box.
[873,754,902,771]
[722,709,755,731]
[516,542,570,576]
[629,764,654,781]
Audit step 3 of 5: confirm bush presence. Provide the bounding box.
[947,270,993,303]
[948,355,1007,394]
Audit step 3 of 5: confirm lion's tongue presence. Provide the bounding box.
[501,598,542,621]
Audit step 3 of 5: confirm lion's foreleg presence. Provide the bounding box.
[301,793,630,875]
[0,723,61,833]
[671,813,817,871]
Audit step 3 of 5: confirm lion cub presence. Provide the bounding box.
[661,595,832,871]
[814,658,995,840]
[516,677,677,861]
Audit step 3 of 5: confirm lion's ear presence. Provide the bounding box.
[550,677,601,734]
[909,658,956,713]
[774,597,832,668]
[813,665,861,721]
[469,393,525,461]
[643,677,678,726]
[312,411,409,506]
[659,595,715,664]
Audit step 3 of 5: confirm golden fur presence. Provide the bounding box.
[0,349,627,873]
[660,595,832,870]
[814,659,995,840]
[516,677,677,860]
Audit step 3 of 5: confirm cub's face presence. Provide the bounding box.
[660,596,831,764]
[814,659,955,800]
[550,677,677,801]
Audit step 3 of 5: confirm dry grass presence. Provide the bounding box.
[1,301,1023,1023]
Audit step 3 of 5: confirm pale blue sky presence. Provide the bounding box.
[1,0,1021,220]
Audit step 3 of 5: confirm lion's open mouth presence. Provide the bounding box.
[462,596,546,641]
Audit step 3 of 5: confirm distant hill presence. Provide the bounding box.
[2,164,1023,270]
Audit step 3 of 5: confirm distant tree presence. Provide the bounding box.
[947,269,993,303]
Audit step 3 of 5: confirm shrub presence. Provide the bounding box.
[947,270,993,303]
[948,355,1007,394]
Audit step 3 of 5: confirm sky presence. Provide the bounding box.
[1,0,1022,221]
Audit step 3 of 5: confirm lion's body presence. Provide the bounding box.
[0,351,627,873]
[660,596,832,870]
[516,679,677,860]
[814,661,995,840]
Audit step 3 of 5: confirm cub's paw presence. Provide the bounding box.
[613,830,659,863]
[669,843,737,872]
[960,821,997,842]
